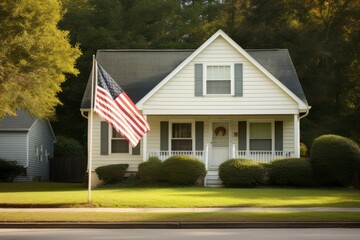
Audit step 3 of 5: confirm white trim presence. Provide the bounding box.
[209,120,231,160]
[143,115,148,161]
[136,29,309,111]
[294,114,300,158]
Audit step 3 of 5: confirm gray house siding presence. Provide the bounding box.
[27,120,54,181]
[0,132,27,166]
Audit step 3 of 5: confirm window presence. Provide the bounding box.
[111,128,129,153]
[249,123,272,150]
[171,123,192,151]
[206,65,231,94]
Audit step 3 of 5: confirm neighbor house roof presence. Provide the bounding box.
[0,110,37,131]
[81,48,307,109]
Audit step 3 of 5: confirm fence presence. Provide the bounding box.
[49,156,87,183]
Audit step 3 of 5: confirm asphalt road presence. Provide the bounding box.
[0,228,359,240]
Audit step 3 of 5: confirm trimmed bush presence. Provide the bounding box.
[310,134,360,186]
[269,158,316,187]
[0,159,24,182]
[160,155,206,185]
[55,136,85,157]
[138,157,162,183]
[300,143,308,158]
[219,159,264,187]
[95,164,129,184]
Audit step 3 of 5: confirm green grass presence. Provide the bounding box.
[0,182,359,208]
[0,212,359,222]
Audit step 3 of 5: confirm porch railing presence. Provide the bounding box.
[235,150,295,163]
[147,151,206,163]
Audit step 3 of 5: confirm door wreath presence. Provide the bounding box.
[214,126,226,136]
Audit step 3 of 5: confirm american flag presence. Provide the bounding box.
[94,63,150,147]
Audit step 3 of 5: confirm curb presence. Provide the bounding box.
[1,222,360,229]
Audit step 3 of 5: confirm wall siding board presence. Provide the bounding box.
[0,132,27,166]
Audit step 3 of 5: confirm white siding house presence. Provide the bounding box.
[0,111,56,181]
[81,30,310,187]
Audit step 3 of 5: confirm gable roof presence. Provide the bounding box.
[0,110,56,141]
[81,31,308,110]
[0,110,37,131]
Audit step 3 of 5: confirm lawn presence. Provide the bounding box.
[0,182,359,208]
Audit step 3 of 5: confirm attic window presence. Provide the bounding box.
[206,65,232,95]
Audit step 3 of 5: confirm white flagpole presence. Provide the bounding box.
[88,55,97,203]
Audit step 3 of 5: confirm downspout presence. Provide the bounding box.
[299,107,311,120]
[81,110,89,119]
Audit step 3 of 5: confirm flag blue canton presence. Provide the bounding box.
[97,64,123,99]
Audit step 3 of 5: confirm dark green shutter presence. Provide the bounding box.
[234,63,243,96]
[195,121,204,151]
[238,121,246,150]
[100,122,109,155]
[194,64,203,96]
[275,121,283,151]
[160,121,169,151]
[132,142,141,155]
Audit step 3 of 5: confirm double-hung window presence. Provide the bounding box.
[171,123,192,151]
[206,65,232,95]
[249,122,272,151]
[111,128,129,153]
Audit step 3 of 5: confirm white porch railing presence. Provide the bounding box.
[147,151,207,163]
[235,150,295,163]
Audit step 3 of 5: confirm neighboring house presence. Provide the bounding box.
[0,110,56,181]
[81,30,310,187]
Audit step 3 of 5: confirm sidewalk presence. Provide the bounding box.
[1,207,359,212]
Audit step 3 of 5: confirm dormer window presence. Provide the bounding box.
[205,65,232,95]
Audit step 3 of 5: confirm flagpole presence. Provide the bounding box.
[88,55,97,204]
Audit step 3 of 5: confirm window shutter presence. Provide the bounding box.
[160,121,169,151]
[194,64,203,96]
[195,121,204,151]
[275,121,283,151]
[238,121,246,150]
[234,63,243,96]
[100,122,109,155]
[132,142,141,155]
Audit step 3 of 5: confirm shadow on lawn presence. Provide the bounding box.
[0,203,94,208]
[0,182,86,193]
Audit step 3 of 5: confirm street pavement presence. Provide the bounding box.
[0,228,359,240]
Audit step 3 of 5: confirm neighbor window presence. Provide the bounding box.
[171,123,192,151]
[206,65,231,94]
[249,123,272,151]
[111,128,129,153]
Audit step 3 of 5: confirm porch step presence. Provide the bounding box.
[205,171,223,187]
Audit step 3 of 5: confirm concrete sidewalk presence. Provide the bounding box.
[1,207,359,213]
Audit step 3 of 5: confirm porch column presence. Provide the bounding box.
[143,114,148,162]
[294,114,300,158]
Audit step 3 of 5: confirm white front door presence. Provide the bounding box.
[209,122,230,169]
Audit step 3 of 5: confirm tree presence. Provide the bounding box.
[0,0,81,119]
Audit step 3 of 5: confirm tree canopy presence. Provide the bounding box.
[0,0,81,119]
[53,0,359,145]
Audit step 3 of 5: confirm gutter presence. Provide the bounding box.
[299,106,311,120]
[80,110,89,119]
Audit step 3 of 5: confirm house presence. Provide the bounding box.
[0,110,56,181]
[80,30,310,187]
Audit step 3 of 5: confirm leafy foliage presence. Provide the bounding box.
[160,155,206,185]
[95,164,129,184]
[310,134,360,186]
[0,159,24,182]
[0,0,81,119]
[269,158,316,187]
[137,157,162,183]
[54,135,85,157]
[219,159,264,187]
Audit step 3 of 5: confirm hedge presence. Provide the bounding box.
[95,164,129,184]
[219,159,264,187]
[310,134,360,186]
[0,159,24,182]
[137,157,162,183]
[160,155,206,185]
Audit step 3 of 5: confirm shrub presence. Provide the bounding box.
[55,135,85,157]
[95,164,129,184]
[219,159,264,187]
[269,158,316,187]
[0,159,24,182]
[300,143,308,158]
[160,155,206,185]
[310,134,360,186]
[138,157,162,183]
